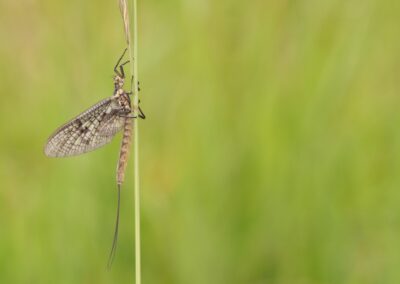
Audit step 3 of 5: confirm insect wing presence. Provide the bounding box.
[44,98,125,157]
[98,113,126,137]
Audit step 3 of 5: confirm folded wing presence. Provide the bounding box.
[44,98,125,157]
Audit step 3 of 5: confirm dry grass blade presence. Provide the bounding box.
[119,0,130,44]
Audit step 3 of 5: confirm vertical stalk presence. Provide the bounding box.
[130,0,141,282]
[119,0,142,284]
[119,0,141,282]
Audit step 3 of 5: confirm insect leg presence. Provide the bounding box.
[130,75,134,93]
[119,60,130,79]
[128,77,140,92]
[114,48,128,77]
[119,107,145,119]
[138,107,146,119]
[119,114,138,119]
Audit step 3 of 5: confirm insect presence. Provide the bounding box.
[44,48,145,268]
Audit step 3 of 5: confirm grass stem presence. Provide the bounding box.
[119,0,141,282]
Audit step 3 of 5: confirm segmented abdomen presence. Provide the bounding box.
[116,118,132,186]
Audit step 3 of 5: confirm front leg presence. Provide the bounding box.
[119,106,146,119]
[120,114,139,119]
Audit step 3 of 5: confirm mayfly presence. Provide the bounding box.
[44,48,144,268]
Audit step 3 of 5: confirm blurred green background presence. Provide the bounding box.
[1,0,400,283]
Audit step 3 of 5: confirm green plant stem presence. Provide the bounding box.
[126,0,141,282]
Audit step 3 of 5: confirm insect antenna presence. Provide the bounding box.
[107,184,121,270]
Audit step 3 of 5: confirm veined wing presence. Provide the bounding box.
[44,97,125,157]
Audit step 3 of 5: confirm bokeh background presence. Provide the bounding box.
[1,0,400,283]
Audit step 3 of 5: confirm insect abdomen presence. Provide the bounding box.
[116,118,132,185]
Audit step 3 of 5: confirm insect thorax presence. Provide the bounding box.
[111,88,131,115]
[114,75,124,90]
[110,71,131,115]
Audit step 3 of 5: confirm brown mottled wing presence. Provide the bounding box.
[98,113,127,137]
[44,98,125,157]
